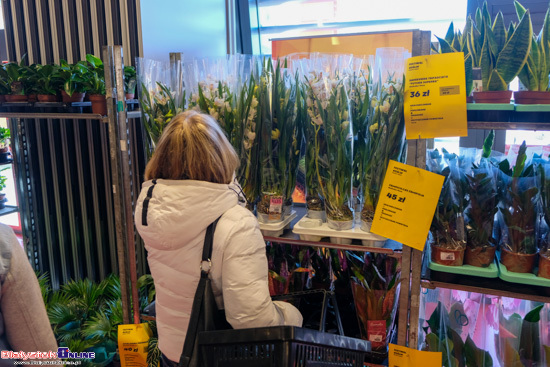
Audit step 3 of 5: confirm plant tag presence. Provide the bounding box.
[389,344,442,367]
[367,320,386,349]
[269,196,283,214]
[405,52,467,139]
[370,161,444,252]
[440,252,455,261]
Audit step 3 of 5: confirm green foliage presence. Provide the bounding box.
[34,64,64,95]
[85,54,105,95]
[0,127,10,147]
[516,1,550,91]
[59,59,89,96]
[5,62,28,95]
[465,167,498,249]
[124,66,137,95]
[0,167,9,192]
[466,1,533,91]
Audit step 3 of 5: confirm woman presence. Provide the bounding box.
[135,111,302,364]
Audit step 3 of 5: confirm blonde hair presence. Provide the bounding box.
[144,110,239,184]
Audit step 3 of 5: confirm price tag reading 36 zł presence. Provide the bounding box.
[404,52,467,140]
[370,160,444,252]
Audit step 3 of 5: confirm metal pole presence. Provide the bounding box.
[104,45,131,324]
[114,45,141,324]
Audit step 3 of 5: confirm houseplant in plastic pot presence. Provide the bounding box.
[0,127,11,164]
[85,54,107,116]
[538,160,550,278]
[498,141,538,273]
[464,131,499,267]
[0,168,9,210]
[470,5,532,103]
[4,61,28,102]
[428,149,467,266]
[0,65,11,102]
[514,1,550,104]
[124,66,137,100]
[59,60,87,103]
[35,64,63,102]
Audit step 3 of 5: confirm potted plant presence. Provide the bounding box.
[469,3,533,103]
[514,1,550,104]
[433,21,474,102]
[35,64,63,102]
[465,131,499,267]
[23,64,41,102]
[428,149,467,266]
[0,66,11,102]
[498,141,539,273]
[58,59,87,103]
[4,61,28,102]
[85,54,107,116]
[0,167,9,210]
[0,127,11,164]
[538,161,550,278]
[124,66,137,100]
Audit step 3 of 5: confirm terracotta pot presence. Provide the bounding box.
[37,94,58,102]
[500,248,537,273]
[472,90,512,104]
[513,90,550,104]
[538,253,550,279]
[0,95,6,102]
[5,94,28,102]
[89,94,107,116]
[464,246,496,268]
[27,94,38,102]
[125,93,135,100]
[431,245,465,266]
[61,90,85,103]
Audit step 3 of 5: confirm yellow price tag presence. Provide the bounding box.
[389,344,442,367]
[370,160,444,251]
[404,52,467,140]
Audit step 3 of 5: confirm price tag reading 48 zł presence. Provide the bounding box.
[405,52,467,140]
[369,160,444,252]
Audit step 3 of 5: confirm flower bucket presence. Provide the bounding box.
[464,246,496,268]
[37,94,58,102]
[61,90,85,103]
[472,90,512,104]
[538,253,550,279]
[513,91,550,104]
[89,94,108,116]
[431,244,465,266]
[500,248,537,274]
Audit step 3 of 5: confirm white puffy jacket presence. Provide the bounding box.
[135,179,303,362]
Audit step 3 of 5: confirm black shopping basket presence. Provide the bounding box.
[198,325,370,367]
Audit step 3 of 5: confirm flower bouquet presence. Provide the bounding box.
[361,48,408,232]
[256,58,298,223]
[497,141,539,274]
[304,55,354,230]
[427,149,468,266]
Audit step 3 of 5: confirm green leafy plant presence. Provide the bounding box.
[59,59,89,96]
[466,1,532,91]
[85,54,105,95]
[515,1,550,91]
[5,60,28,95]
[0,167,8,192]
[34,64,63,95]
[0,127,10,148]
[498,141,538,254]
[0,66,11,95]
[124,66,137,95]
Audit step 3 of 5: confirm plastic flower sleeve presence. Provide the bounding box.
[305,55,354,229]
[256,58,297,223]
[538,160,550,278]
[137,58,184,157]
[361,48,407,232]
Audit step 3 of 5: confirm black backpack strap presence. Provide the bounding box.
[178,216,222,367]
[141,179,157,226]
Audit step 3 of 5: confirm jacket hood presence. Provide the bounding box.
[136,179,240,250]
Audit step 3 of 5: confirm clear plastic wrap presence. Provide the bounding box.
[361,48,408,231]
[303,54,354,230]
[537,159,550,278]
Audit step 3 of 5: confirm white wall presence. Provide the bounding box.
[140,0,227,62]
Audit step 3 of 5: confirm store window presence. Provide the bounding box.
[250,0,468,55]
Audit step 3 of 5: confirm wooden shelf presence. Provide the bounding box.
[0,205,18,217]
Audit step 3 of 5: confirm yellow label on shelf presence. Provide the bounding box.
[404,52,467,140]
[389,344,442,367]
[370,160,444,252]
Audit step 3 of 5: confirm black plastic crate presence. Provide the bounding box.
[198,326,370,367]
